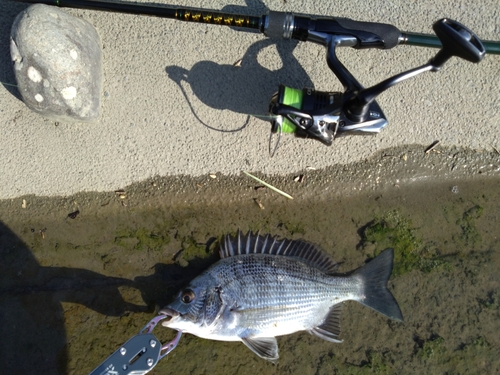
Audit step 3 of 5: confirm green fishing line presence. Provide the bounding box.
[281,86,303,133]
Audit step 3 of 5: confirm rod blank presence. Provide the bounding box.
[12,0,500,54]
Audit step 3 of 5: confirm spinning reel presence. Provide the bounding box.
[268,17,485,146]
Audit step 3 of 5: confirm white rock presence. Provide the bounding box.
[10,4,102,122]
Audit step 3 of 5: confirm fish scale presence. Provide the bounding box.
[161,231,403,361]
[216,255,355,332]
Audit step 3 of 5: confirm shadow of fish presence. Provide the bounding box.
[160,231,403,361]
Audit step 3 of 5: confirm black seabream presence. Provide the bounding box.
[160,231,403,361]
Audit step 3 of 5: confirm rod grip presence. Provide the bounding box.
[333,18,401,49]
[267,12,402,49]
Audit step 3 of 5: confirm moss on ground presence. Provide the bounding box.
[414,336,495,373]
[114,227,170,251]
[361,210,450,276]
[455,205,483,246]
[419,336,446,360]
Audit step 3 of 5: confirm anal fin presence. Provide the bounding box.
[241,336,279,362]
[309,303,343,343]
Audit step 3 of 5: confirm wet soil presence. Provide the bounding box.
[0,145,499,374]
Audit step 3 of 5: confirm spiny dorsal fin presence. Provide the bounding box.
[220,230,338,274]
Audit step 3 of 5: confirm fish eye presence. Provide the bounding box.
[181,289,195,304]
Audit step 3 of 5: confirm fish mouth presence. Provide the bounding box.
[158,307,180,323]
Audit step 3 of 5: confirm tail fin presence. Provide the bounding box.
[354,248,404,322]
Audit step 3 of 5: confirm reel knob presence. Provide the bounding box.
[430,18,485,69]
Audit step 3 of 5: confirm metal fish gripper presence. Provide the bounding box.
[89,315,182,375]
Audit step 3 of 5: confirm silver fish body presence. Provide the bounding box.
[161,232,403,361]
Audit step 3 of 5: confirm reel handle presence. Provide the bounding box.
[430,18,485,69]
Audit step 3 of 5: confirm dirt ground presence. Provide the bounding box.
[0,145,499,374]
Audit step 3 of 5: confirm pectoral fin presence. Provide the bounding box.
[241,336,279,361]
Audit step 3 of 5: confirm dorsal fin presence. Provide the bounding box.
[220,230,338,274]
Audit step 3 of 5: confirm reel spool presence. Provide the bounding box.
[269,85,343,147]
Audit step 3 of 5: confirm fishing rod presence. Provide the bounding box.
[14,0,500,149]
[13,0,500,54]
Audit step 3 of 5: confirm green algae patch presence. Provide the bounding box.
[419,336,446,360]
[114,227,170,251]
[361,211,450,276]
[479,291,499,310]
[180,235,208,261]
[447,337,495,373]
[313,350,395,375]
[362,351,392,373]
[415,336,495,373]
[173,234,218,267]
[282,220,307,236]
[455,205,483,246]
